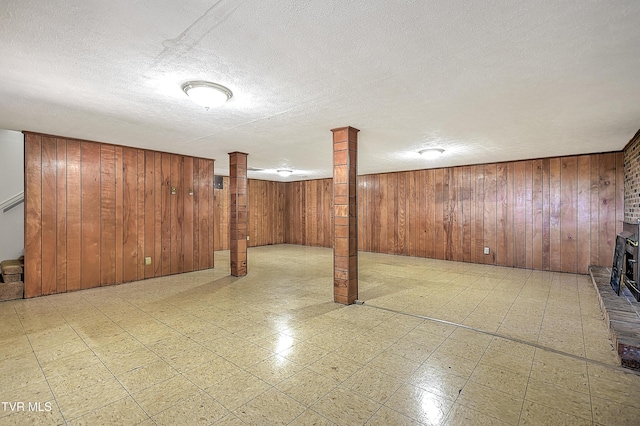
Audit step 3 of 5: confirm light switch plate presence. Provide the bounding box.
[145,257,152,265]
[483,247,490,255]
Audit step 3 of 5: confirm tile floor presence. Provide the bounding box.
[1,245,639,425]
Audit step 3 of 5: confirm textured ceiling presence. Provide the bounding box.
[1,0,639,180]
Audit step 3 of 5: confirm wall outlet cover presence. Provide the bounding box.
[483,247,490,255]
[145,257,152,265]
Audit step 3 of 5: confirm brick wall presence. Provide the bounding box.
[624,129,640,222]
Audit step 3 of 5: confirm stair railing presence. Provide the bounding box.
[1,192,24,213]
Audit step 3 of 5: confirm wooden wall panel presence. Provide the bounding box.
[41,136,57,295]
[24,133,217,298]
[123,147,139,283]
[100,145,116,286]
[66,141,81,292]
[279,152,624,276]
[24,133,42,298]
[560,157,578,273]
[80,142,101,289]
[282,178,332,248]
[170,155,183,274]
[144,150,155,279]
[56,139,68,293]
[115,147,124,284]
[136,150,145,281]
[183,157,194,273]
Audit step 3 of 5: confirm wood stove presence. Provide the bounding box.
[623,221,640,301]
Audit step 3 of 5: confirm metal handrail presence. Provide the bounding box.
[1,192,24,213]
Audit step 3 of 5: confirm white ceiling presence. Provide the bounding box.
[1,0,639,180]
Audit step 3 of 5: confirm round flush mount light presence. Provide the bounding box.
[277,169,293,177]
[419,148,445,159]
[181,81,233,109]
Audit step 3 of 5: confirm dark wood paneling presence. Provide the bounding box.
[144,150,155,278]
[23,133,218,297]
[123,147,139,283]
[100,145,116,286]
[66,141,81,292]
[56,139,68,293]
[115,146,124,284]
[161,153,172,275]
[296,152,622,274]
[41,136,57,295]
[183,156,194,272]
[560,157,578,273]
[24,134,42,298]
[80,142,101,289]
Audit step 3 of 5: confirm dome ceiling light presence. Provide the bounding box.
[277,169,293,177]
[181,81,233,109]
[419,148,445,159]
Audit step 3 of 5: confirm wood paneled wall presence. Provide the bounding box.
[213,178,287,250]
[285,179,333,247]
[284,153,624,275]
[24,133,215,298]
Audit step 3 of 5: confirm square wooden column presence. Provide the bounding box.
[229,152,248,277]
[332,126,359,305]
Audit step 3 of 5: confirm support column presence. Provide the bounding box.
[229,152,248,277]
[332,126,359,304]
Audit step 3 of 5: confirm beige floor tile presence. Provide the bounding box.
[2,246,637,425]
[132,375,200,416]
[587,365,640,407]
[524,377,592,421]
[333,340,385,365]
[312,387,380,425]
[289,410,336,425]
[181,356,242,390]
[422,351,478,379]
[276,367,339,406]
[308,352,364,383]
[213,413,247,425]
[342,365,404,404]
[47,362,114,397]
[530,360,589,394]
[519,400,592,426]
[365,406,422,426]
[409,364,468,401]
[152,391,230,426]
[205,370,272,411]
[116,359,178,393]
[469,362,529,399]
[0,401,65,425]
[384,383,454,426]
[442,403,510,426]
[279,341,332,367]
[234,388,306,425]
[56,377,128,420]
[32,337,89,365]
[385,338,434,364]
[222,342,274,369]
[591,395,640,426]
[367,350,421,381]
[456,381,522,425]
[100,347,162,375]
[69,396,149,426]
[433,338,488,363]
[245,354,303,386]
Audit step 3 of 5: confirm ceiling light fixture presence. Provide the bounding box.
[419,148,445,159]
[181,81,233,109]
[277,169,293,177]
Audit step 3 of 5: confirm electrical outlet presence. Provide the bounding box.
[247,235,250,241]
[483,247,490,255]
[145,257,152,265]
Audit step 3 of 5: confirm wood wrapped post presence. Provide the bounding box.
[332,127,359,304]
[229,152,248,276]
